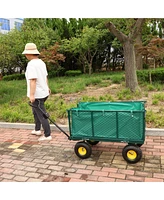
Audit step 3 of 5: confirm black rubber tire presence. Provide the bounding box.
[122,144,142,164]
[87,140,99,145]
[74,141,92,159]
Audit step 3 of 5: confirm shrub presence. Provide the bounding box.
[48,67,66,78]
[65,70,82,76]
[146,84,156,91]
[3,74,25,81]
[137,70,149,82]
[152,93,164,101]
[117,88,132,100]
[137,68,164,83]
[110,74,125,84]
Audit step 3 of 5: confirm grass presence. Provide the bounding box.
[1,71,164,128]
[48,73,116,94]
[0,72,118,123]
[146,110,164,128]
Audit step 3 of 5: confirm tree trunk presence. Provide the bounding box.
[123,39,139,92]
[153,58,155,69]
[105,19,145,92]
[89,63,92,75]
[135,33,143,70]
[136,53,143,70]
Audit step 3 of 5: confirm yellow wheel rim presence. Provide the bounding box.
[127,150,137,160]
[78,147,87,156]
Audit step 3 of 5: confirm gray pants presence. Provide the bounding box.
[32,97,51,137]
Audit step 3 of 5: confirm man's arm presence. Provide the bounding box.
[30,79,36,103]
[46,76,51,94]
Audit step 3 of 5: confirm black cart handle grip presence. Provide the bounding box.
[28,101,37,108]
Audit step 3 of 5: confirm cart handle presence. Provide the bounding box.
[28,101,70,139]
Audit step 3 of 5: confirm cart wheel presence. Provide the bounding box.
[122,144,142,164]
[74,141,92,159]
[87,140,99,145]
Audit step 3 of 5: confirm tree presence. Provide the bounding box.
[40,42,66,70]
[61,26,104,75]
[45,18,88,71]
[0,30,23,75]
[21,18,57,49]
[106,19,146,92]
[0,18,58,75]
[137,37,164,68]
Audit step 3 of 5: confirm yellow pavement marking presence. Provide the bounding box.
[8,143,23,149]
[13,149,25,153]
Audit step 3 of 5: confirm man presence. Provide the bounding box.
[22,43,52,141]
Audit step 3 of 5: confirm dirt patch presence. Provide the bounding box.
[56,84,121,102]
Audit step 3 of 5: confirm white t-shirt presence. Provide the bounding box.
[25,59,49,98]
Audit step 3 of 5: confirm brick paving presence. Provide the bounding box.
[0,127,164,182]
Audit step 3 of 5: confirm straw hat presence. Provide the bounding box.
[22,43,40,55]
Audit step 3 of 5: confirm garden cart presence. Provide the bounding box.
[29,100,146,164]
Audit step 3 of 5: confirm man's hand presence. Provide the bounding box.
[48,88,51,95]
[30,95,35,103]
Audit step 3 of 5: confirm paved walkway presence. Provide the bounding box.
[0,127,164,182]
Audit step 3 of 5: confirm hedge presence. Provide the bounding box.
[65,70,82,76]
[2,68,164,82]
[2,74,25,81]
[137,68,164,83]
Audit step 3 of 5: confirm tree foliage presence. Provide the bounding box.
[1,18,164,93]
[61,26,105,74]
[137,37,164,68]
[40,42,66,70]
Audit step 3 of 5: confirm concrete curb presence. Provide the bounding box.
[145,128,164,136]
[0,122,69,133]
[0,122,164,136]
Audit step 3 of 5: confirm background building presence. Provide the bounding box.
[0,18,23,33]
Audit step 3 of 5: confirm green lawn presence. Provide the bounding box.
[0,72,122,123]
[1,72,164,128]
